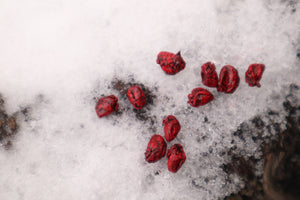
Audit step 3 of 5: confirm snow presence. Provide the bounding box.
[0,0,299,199]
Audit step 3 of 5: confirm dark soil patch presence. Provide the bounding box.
[0,94,18,149]
[223,84,300,200]
[0,94,31,149]
[111,78,158,131]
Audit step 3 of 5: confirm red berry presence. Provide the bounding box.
[127,85,146,110]
[145,134,167,163]
[156,51,186,75]
[167,144,186,173]
[201,62,218,87]
[245,63,265,87]
[217,65,240,93]
[187,87,214,107]
[163,115,181,142]
[95,95,119,118]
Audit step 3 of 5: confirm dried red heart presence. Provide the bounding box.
[163,115,181,142]
[201,62,218,87]
[245,63,265,87]
[187,87,214,107]
[95,95,119,118]
[167,144,186,173]
[127,85,146,109]
[145,134,167,163]
[217,65,240,93]
[156,51,186,75]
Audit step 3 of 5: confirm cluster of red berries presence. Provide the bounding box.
[157,51,265,107]
[94,50,265,173]
[95,85,146,118]
[145,115,186,173]
[95,85,186,172]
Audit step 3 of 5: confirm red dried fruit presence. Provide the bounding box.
[95,95,119,118]
[201,62,218,87]
[127,85,146,109]
[156,51,186,75]
[187,87,214,107]
[145,134,167,163]
[163,115,181,142]
[167,144,186,173]
[245,63,265,87]
[217,65,240,93]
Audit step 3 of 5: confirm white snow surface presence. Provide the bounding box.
[0,0,299,199]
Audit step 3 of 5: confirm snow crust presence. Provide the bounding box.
[0,0,299,199]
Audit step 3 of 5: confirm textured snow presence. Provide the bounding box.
[0,0,299,199]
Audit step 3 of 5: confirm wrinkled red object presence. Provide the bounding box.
[163,115,181,142]
[127,85,146,109]
[217,65,240,93]
[167,144,186,173]
[187,87,214,107]
[245,63,265,87]
[156,51,186,75]
[201,62,218,87]
[145,134,167,163]
[95,95,119,118]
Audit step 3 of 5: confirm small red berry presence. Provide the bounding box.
[245,63,265,87]
[201,62,218,87]
[217,65,240,93]
[95,95,119,118]
[167,144,186,173]
[156,51,186,75]
[145,134,167,163]
[163,115,181,142]
[127,85,146,109]
[187,87,214,107]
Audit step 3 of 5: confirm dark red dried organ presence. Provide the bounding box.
[95,95,119,118]
[201,62,218,87]
[145,135,167,163]
[187,87,214,107]
[156,51,186,75]
[163,115,181,142]
[127,85,146,109]
[167,144,186,173]
[217,65,240,93]
[245,63,265,87]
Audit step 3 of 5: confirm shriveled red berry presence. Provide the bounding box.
[95,95,119,118]
[201,62,218,87]
[127,85,146,109]
[245,63,265,87]
[187,87,214,107]
[217,65,240,93]
[163,115,181,142]
[167,144,186,173]
[156,51,186,75]
[145,134,167,163]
